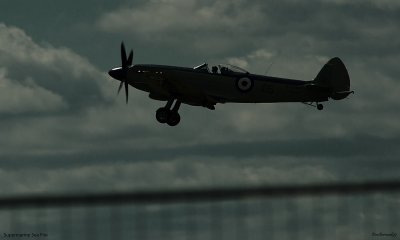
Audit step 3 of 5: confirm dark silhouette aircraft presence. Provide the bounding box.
[109,43,354,126]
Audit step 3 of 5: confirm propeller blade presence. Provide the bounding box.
[124,80,129,103]
[117,81,123,94]
[121,42,127,69]
[127,50,133,66]
[116,42,131,103]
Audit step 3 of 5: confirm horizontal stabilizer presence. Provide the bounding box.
[331,90,354,100]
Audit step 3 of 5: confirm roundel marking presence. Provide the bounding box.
[236,77,254,92]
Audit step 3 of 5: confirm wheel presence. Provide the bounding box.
[156,108,169,123]
[317,104,324,111]
[167,111,180,126]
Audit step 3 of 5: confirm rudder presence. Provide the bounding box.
[314,57,353,100]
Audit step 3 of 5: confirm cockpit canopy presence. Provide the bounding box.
[217,64,249,74]
[193,63,249,75]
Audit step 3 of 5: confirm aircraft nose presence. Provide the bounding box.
[108,67,124,81]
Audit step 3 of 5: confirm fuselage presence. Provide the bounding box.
[120,64,328,107]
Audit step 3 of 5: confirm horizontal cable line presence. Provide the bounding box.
[1,180,400,209]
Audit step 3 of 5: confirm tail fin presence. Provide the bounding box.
[314,57,353,100]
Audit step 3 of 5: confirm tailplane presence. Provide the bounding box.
[313,57,354,100]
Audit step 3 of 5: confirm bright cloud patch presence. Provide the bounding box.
[97,0,265,54]
[97,0,263,35]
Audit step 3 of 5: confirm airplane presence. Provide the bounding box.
[108,42,354,126]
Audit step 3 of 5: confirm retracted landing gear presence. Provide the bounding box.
[156,99,181,126]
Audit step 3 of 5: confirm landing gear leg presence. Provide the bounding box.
[171,100,181,113]
[165,99,174,110]
[167,100,181,126]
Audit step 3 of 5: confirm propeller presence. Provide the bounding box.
[109,42,133,103]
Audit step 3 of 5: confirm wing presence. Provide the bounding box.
[162,71,220,108]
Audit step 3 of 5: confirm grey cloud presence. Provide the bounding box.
[98,0,264,34]
[0,135,397,170]
[96,0,400,57]
[321,0,400,9]
[97,0,266,56]
[0,2,398,239]
[0,68,66,113]
[0,23,111,112]
[0,0,398,199]
[0,157,336,195]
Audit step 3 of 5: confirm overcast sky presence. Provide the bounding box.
[0,0,399,196]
